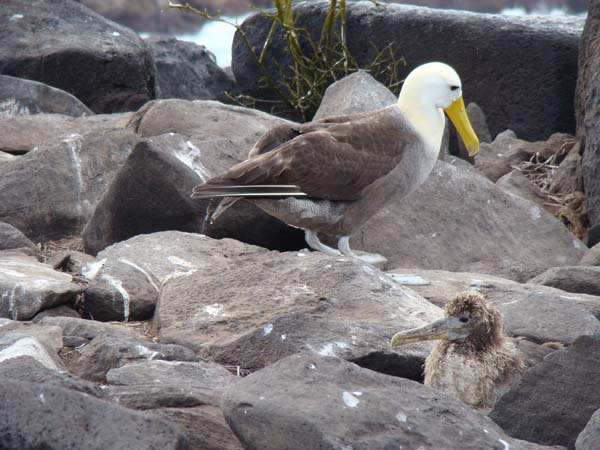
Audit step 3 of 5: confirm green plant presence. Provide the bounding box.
[169,0,405,121]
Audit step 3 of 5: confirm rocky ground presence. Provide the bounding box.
[1,0,600,449]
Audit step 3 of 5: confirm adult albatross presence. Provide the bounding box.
[192,62,479,263]
[390,292,524,410]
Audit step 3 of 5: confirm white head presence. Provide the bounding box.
[397,62,479,157]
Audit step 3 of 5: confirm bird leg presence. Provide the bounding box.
[304,230,342,257]
[337,236,387,265]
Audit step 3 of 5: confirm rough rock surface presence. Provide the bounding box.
[313,70,397,120]
[0,379,189,450]
[576,0,600,231]
[146,37,235,101]
[490,335,600,449]
[222,353,559,450]
[496,170,551,206]
[576,408,600,450]
[38,315,140,346]
[355,160,585,281]
[580,244,600,266]
[529,266,600,296]
[0,0,156,113]
[0,74,92,117]
[0,253,85,320]
[233,2,582,139]
[389,268,600,344]
[0,111,131,154]
[0,222,36,252]
[155,237,442,377]
[84,102,305,254]
[0,127,138,241]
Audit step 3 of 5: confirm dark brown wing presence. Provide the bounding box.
[194,107,419,201]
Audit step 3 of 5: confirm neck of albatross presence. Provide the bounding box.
[397,89,445,159]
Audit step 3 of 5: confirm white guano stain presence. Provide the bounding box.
[134,345,159,360]
[37,392,45,403]
[112,31,120,36]
[342,391,360,408]
[529,205,542,220]
[173,141,211,181]
[396,412,407,422]
[101,274,130,321]
[63,133,84,215]
[167,256,196,269]
[82,258,107,280]
[9,14,23,21]
[573,239,586,250]
[262,323,273,336]
[314,342,350,357]
[203,303,228,317]
[119,258,159,292]
[498,438,511,450]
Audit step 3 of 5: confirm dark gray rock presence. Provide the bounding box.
[576,408,600,450]
[233,1,582,140]
[389,268,600,344]
[222,353,559,450]
[313,70,397,120]
[83,256,160,322]
[0,379,188,450]
[0,74,92,117]
[490,334,600,449]
[69,334,197,382]
[83,105,305,254]
[0,0,156,113]
[580,244,600,266]
[155,237,441,377]
[0,253,85,320]
[496,169,551,206]
[355,160,585,281]
[0,127,138,242]
[576,0,600,231]
[0,111,131,154]
[146,37,235,101]
[550,140,584,195]
[530,266,600,296]
[0,222,36,252]
[31,305,81,321]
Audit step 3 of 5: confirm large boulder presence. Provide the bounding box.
[0,253,85,320]
[490,335,600,449]
[576,0,600,232]
[155,234,442,378]
[233,1,582,140]
[146,37,235,102]
[0,222,36,252]
[0,74,92,117]
[222,353,560,450]
[530,266,600,296]
[0,0,156,113]
[356,160,585,281]
[0,127,138,242]
[388,268,600,344]
[577,409,600,450]
[0,379,189,450]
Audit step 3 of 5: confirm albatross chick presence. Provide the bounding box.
[192,62,479,263]
[391,291,524,410]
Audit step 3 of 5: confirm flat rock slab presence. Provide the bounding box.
[0,253,85,320]
[389,268,600,344]
[529,266,600,296]
[0,74,92,117]
[0,380,188,450]
[222,353,560,450]
[356,160,585,281]
[156,239,442,374]
[0,0,156,113]
[490,335,600,449]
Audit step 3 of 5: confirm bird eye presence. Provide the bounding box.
[459,317,469,323]
[450,85,460,91]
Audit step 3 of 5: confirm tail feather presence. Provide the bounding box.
[191,184,307,199]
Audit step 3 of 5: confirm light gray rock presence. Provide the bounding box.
[313,70,397,120]
[155,237,442,377]
[580,243,600,266]
[0,380,189,450]
[0,74,92,117]
[530,266,600,296]
[496,169,551,206]
[0,253,85,320]
[222,353,560,450]
[31,305,80,322]
[388,268,600,344]
[490,335,600,449]
[577,408,600,450]
[355,160,585,281]
[0,126,139,242]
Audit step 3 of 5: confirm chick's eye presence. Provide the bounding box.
[450,85,460,91]
[459,317,469,323]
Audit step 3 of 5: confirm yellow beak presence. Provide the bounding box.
[390,318,449,348]
[444,96,480,157]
